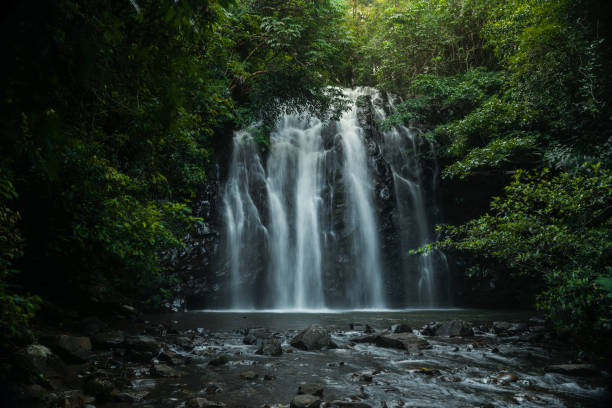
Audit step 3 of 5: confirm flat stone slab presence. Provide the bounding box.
[376,333,431,351]
[354,333,430,351]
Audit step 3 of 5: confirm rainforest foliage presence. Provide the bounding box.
[1,0,611,349]
[352,0,611,346]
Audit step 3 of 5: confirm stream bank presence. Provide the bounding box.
[3,308,610,407]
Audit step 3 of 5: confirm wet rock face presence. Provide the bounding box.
[291,324,337,350]
[177,90,450,309]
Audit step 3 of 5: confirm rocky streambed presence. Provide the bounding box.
[6,310,611,407]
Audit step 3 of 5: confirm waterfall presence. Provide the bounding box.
[221,88,447,310]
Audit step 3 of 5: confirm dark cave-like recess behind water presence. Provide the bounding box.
[173,88,452,310]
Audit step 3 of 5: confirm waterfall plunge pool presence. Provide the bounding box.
[160,309,534,332]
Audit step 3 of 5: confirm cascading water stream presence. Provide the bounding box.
[221,88,447,310]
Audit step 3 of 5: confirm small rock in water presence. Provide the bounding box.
[297,382,324,397]
[209,354,230,367]
[150,363,186,378]
[122,304,136,314]
[290,394,321,408]
[494,372,519,384]
[158,348,184,365]
[205,383,223,394]
[414,367,440,376]
[240,370,258,380]
[359,373,373,382]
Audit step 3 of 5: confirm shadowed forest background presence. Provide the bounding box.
[1,0,611,370]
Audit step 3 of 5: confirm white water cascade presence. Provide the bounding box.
[221,88,447,310]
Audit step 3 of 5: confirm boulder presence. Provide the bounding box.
[15,344,66,380]
[546,364,599,376]
[434,320,474,337]
[243,328,270,345]
[187,397,226,408]
[92,331,125,349]
[373,333,431,351]
[390,324,411,334]
[42,335,92,363]
[290,324,336,350]
[150,363,186,378]
[290,394,321,408]
[420,322,440,336]
[256,338,282,356]
[493,372,518,385]
[297,382,324,397]
[125,335,160,352]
